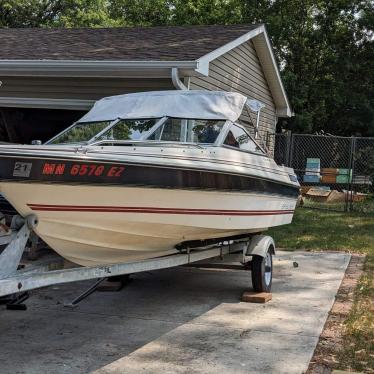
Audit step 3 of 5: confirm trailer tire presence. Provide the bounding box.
[251,250,272,293]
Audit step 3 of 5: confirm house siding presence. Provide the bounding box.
[0,77,174,101]
[189,40,276,153]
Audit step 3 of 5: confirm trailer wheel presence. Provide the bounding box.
[251,250,273,293]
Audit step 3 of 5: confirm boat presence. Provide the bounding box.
[0,90,299,266]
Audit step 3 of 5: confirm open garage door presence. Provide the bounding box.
[0,108,86,144]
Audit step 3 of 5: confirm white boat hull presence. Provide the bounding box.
[0,183,296,266]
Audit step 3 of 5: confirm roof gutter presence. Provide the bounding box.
[0,60,201,78]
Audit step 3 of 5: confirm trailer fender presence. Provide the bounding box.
[246,235,275,258]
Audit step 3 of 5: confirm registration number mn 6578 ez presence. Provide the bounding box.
[41,162,125,178]
[12,161,125,179]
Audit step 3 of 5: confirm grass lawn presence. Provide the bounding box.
[268,208,373,253]
[268,208,374,372]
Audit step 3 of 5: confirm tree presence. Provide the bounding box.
[258,0,374,136]
[170,0,243,25]
[109,0,171,26]
[0,0,116,28]
[50,0,116,27]
[0,0,55,27]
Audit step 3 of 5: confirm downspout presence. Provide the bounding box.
[171,67,188,90]
[171,67,189,142]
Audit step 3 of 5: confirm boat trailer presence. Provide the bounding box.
[0,215,275,304]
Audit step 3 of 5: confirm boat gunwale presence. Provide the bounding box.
[0,150,300,193]
[0,143,297,180]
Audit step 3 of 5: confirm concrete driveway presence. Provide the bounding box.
[0,251,350,374]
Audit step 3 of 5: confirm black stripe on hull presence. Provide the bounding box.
[0,156,300,198]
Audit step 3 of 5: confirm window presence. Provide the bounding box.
[48,119,159,145]
[147,118,225,144]
[48,121,111,145]
[150,118,182,142]
[224,125,264,154]
[96,119,159,142]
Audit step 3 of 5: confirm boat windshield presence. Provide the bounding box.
[47,117,226,146]
[147,118,225,144]
[48,119,160,145]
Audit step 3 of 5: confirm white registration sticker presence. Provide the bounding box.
[13,162,32,177]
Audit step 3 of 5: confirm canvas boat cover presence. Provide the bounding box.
[79,90,249,123]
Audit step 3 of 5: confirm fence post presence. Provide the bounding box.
[346,137,357,212]
[285,132,291,167]
[288,133,294,168]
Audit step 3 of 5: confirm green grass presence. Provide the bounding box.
[338,255,374,372]
[268,208,374,253]
[302,199,347,211]
[302,196,374,215]
[268,208,374,372]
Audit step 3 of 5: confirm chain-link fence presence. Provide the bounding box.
[274,133,374,213]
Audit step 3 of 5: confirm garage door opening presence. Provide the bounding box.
[0,108,86,144]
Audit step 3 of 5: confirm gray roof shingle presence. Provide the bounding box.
[0,24,260,61]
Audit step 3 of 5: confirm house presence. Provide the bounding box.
[0,24,291,151]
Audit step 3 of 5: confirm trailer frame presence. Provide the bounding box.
[0,215,274,298]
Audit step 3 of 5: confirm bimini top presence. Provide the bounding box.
[79,90,249,123]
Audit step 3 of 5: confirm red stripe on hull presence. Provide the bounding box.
[27,204,294,216]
